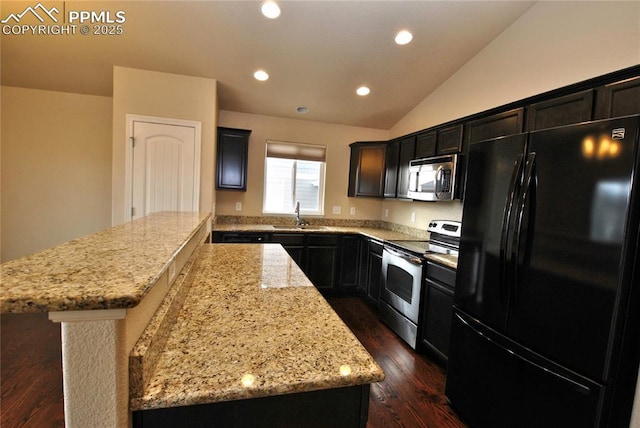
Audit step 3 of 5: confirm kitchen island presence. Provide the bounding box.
[130,243,384,426]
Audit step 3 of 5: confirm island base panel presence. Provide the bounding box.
[133,384,370,427]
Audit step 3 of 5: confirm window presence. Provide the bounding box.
[263,141,326,215]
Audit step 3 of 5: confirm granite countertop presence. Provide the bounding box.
[0,212,211,313]
[212,223,458,269]
[130,243,385,411]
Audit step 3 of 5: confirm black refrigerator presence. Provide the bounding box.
[446,115,640,427]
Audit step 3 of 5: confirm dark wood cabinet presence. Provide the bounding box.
[594,76,640,119]
[213,231,358,294]
[420,261,456,363]
[211,231,269,243]
[305,235,339,291]
[437,124,463,154]
[526,90,594,131]
[339,235,362,292]
[271,233,305,267]
[364,239,383,307]
[383,140,400,198]
[348,142,387,197]
[134,384,371,428]
[216,127,250,191]
[396,136,416,199]
[463,108,525,146]
[415,130,437,158]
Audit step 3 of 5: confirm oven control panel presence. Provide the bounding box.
[427,220,461,238]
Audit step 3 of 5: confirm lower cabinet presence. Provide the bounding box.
[357,238,383,307]
[420,261,456,362]
[305,235,339,292]
[214,231,356,294]
[133,384,371,428]
[339,235,363,293]
[271,233,305,267]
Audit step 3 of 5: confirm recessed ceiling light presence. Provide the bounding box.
[395,30,413,45]
[356,86,371,96]
[261,1,281,19]
[254,70,269,81]
[296,106,309,114]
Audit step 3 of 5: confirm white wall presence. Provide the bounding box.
[111,67,218,226]
[1,87,112,262]
[217,110,388,220]
[384,1,640,229]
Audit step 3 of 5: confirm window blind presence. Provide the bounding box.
[266,140,326,162]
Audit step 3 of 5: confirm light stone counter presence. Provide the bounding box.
[0,212,211,313]
[130,243,385,411]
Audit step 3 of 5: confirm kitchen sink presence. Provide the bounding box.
[271,225,328,230]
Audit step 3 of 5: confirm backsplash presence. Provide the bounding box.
[214,216,430,239]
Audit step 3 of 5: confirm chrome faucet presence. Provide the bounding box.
[295,201,302,226]
[294,201,307,226]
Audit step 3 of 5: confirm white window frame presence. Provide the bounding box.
[262,141,326,216]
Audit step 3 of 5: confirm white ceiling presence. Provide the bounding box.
[1,1,536,129]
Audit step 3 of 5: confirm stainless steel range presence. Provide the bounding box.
[380,220,461,349]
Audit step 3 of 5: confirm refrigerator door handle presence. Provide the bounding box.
[511,152,537,307]
[454,312,593,395]
[500,154,524,303]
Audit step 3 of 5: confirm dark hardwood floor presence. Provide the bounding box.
[328,297,466,428]
[1,298,465,427]
[1,312,64,428]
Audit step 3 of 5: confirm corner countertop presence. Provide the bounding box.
[0,212,211,313]
[130,243,385,411]
[212,223,458,270]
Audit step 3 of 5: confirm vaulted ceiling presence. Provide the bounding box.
[1,1,536,129]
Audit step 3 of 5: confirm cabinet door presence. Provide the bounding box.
[383,140,400,198]
[421,279,454,361]
[339,235,361,291]
[415,131,436,158]
[216,127,250,190]
[272,233,305,267]
[396,136,416,199]
[526,90,594,131]
[594,76,640,119]
[306,246,338,291]
[464,108,524,146]
[366,240,383,306]
[437,124,463,154]
[348,143,386,197]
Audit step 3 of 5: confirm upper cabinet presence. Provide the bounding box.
[216,127,251,191]
[348,142,387,197]
[348,67,639,201]
[396,136,416,199]
[415,130,437,158]
[464,108,525,147]
[594,76,640,120]
[526,90,594,131]
[415,124,463,159]
[437,124,464,154]
[384,140,400,198]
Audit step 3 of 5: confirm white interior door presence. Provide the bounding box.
[131,120,200,220]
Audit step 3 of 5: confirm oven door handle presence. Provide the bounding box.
[384,248,423,265]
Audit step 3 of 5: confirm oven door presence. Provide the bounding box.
[381,246,424,324]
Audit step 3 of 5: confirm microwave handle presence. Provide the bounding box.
[435,166,444,198]
[409,169,418,192]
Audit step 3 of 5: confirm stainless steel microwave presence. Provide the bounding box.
[407,154,459,201]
